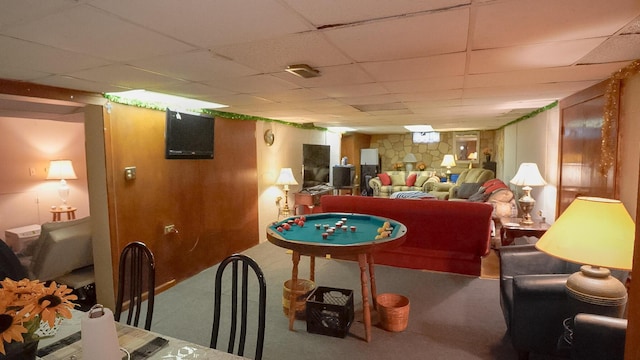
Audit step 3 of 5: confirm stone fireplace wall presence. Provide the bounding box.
[369,130,496,176]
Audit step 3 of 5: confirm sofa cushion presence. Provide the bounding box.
[457,182,483,199]
[390,173,405,186]
[406,173,417,187]
[378,173,391,185]
[415,175,430,187]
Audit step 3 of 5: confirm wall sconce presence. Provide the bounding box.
[275,168,298,218]
[46,159,77,208]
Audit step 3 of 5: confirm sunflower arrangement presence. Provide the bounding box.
[416,162,427,171]
[0,278,77,355]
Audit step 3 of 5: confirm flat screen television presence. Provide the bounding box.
[302,144,330,188]
[165,109,215,159]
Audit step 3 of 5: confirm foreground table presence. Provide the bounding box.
[37,309,246,359]
[266,212,407,342]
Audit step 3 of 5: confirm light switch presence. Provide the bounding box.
[124,166,136,180]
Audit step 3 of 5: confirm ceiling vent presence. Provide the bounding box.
[285,64,320,79]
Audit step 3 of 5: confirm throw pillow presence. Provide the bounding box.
[468,186,487,202]
[457,182,483,199]
[391,173,405,186]
[406,173,417,187]
[415,175,429,187]
[378,173,391,186]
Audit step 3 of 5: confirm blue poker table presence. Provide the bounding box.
[266,212,407,342]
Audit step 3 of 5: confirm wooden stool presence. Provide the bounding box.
[50,207,77,222]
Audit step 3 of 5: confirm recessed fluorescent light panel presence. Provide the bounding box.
[327,127,356,133]
[106,90,228,112]
[404,125,434,132]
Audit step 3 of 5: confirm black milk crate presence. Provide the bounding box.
[305,286,354,338]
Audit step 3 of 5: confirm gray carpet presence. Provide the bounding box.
[149,241,552,359]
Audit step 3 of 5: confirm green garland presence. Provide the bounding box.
[102,94,327,131]
[500,101,558,129]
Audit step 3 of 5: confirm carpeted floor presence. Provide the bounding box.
[150,241,566,359]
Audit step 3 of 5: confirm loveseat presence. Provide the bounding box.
[321,195,493,276]
[368,170,441,197]
[25,217,94,289]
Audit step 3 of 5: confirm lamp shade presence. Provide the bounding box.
[510,163,546,187]
[46,160,77,180]
[275,168,298,186]
[440,154,456,168]
[468,152,478,160]
[402,153,417,163]
[535,197,635,270]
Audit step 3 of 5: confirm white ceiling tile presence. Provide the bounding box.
[88,0,312,48]
[214,32,352,73]
[578,34,640,64]
[384,76,465,93]
[68,64,181,89]
[272,64,376,87]
[360,53,467,81]
[0,36,109,74]
[466,62,631,88]
[473,0,640,49]
[469,38,607,74]
[205,74,299,94]
[324,8,469,61]
[1,0,639,133]
[281,0,468,27]
[313,83,389,98]
[3,5,195,62]
[129,50,260,82]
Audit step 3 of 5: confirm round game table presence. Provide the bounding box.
[266,212,407,342]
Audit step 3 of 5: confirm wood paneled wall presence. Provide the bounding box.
[105,103,259,288]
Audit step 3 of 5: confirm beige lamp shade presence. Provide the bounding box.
[440,154,456,168]
[46,160,78,180]
[403,153,417,163]
[275,168,298,187]
[509,163,546,187]
[535,197,635,270]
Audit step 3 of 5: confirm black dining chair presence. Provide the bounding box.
[210,254,266,360]
[114,241,156,330]
[0,239,28,281]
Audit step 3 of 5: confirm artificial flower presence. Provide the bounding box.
[0,278,77,355]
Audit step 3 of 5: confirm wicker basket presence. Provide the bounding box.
[376,293,410,332]
[283,279,315,319]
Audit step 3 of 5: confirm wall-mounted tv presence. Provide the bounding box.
[165,109,215,159]
[302,144,330,188]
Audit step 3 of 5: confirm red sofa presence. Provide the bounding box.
[321,195,493,276]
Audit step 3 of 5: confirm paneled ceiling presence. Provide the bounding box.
[1,0,639,133]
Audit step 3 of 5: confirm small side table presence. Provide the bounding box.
[499,217,550,246]
[50,207,77,222]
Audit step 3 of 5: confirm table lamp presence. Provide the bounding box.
[403,153,417,173]
[276,168,298,217]
[509,163,546,225]
[467,152,478,169]
[440,155,456,182]
[535,197,634,320]
[46,159,77,208]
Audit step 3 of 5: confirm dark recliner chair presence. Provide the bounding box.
[499,244,628,360]
[571,313,627,360]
